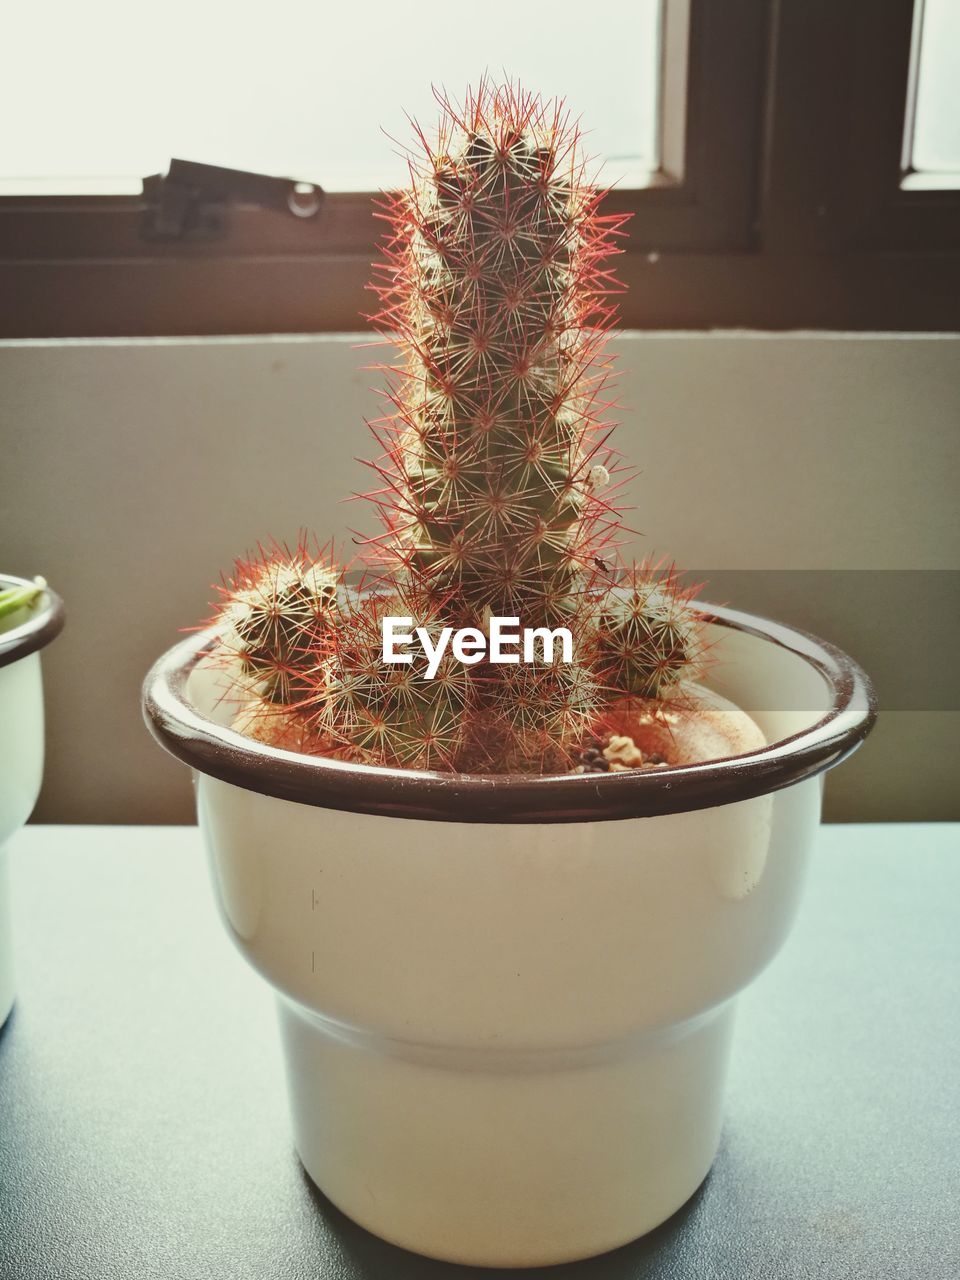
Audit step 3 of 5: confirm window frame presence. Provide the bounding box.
[827,0,960,251]
[1,0,958,338]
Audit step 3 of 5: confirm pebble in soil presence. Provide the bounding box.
[573,734,670,774]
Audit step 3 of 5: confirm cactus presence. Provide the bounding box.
[318,589,470,770]
[203,83,706,774]
[210,538,339,707]
[466,657,602,774]
[591,567,706,701]
[366,82,626,626]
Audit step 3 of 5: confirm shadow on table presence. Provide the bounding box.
[298,1160,712,1279]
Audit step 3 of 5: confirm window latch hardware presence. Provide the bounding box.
[141,159,324,241]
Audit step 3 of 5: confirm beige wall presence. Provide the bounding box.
[2,332,957,823]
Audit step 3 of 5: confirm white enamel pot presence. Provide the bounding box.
[144,605,875,1267]
[0,575,64,1026]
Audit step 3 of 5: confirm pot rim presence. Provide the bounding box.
[0,574,65,671]
[142,604,876,824]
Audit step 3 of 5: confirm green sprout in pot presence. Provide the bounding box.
[0,577,47,627]
[200,82,710,775]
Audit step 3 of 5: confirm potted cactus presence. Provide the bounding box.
[144,84,875,1266]
[0,575,64,1026]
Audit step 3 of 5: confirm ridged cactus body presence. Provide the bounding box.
[371,85,625,623]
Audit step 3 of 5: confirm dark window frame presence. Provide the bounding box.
[1,0,958,338]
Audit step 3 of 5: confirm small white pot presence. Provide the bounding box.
[0,575,64,1026]
[144,606,874,1267]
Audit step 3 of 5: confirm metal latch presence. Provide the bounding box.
[141,159,324,241]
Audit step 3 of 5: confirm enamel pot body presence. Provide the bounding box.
[0,576,64,1026]
[144,606,875,1268]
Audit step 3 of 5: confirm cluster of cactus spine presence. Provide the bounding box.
[215,540,337,701]
[206,83,705,773]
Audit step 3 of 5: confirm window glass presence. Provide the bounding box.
[908,0,960,178]
[2,0,662,193]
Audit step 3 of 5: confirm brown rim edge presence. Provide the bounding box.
[0,574,65,670]
[142,604,877,824]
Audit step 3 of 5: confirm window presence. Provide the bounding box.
[1,0,958,337]
[0,0,663,194]
[903,0,960,187]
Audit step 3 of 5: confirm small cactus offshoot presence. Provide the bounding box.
[202,83,707,774]
[320,592,470,770]
[212,539,339,707]
[592,568,706,701]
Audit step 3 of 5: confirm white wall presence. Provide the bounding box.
[2,332,957,823]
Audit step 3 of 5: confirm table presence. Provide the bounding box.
[1,824,957,1279]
